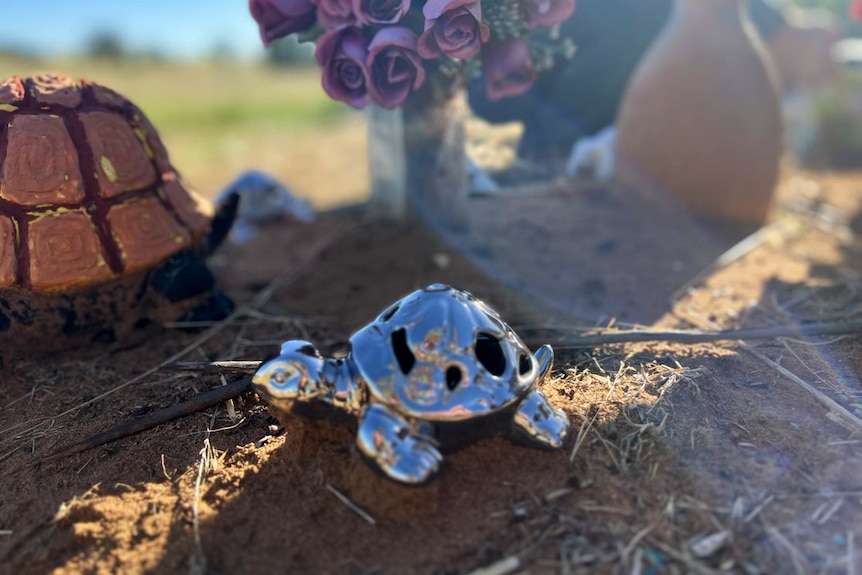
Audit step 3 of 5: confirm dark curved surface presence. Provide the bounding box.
[468,0,787,164]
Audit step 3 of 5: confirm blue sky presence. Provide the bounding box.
[0,0,266,60]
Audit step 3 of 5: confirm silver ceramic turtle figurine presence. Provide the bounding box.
[253,283,571,484]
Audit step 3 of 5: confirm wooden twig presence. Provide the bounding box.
[76,314,856,461]
[41,377,253,462]
[161,320,862,377]
[1,224,349,448]
[171,361,263,376]
[533,319,862,348]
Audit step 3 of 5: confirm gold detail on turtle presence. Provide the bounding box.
[81,111,156,197]
[101,155,118,183]
[0,104,17,112]
[133,127,154,158]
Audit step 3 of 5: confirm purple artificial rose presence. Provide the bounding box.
[353,0,411,26]
[481,37,538,100]
[521,0,575,28]
[316,27,371,108]
[249,0,317,46]
[418,0,490,60]
[317,0,357,29]
[366,27,426,109]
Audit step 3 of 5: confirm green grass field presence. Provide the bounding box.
[0,56,369,208]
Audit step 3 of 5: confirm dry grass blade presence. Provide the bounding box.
[190,411,220,575]
[569,412,597,463]
[544,319,862,349]
[680,310,862,432]
[620,522,657,564]
[0,225,349,449]
[465,556,520,575]
[749,350,862,431]
[767,527,809,575]
[647,539,722,575]
[325,484,376,525]
[0,315,240,445]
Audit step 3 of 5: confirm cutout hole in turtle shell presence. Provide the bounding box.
[391,328,415,375]
[445,366,462,390]
[296,344,318,357]
[519,354,532,376]
[380,304,400,322]
[476,333,506,376]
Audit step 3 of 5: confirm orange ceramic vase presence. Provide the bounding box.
[614,0,782,226]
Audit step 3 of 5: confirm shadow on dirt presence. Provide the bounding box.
[5,198,862,574]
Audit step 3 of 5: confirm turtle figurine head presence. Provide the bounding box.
[253,284,571,485]
[252,341,327,412]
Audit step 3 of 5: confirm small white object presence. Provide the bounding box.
[467,157,500,195]
[781,89,818,163]
[690,531,730,558]
[565,126,617,181]
[432,252,451,270]
[832,38,862,68]
[216,170,315,244]
[466,556,520,575]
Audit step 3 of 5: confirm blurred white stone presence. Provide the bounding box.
[782,89,818,163]
[690,531,730,558]
[565,126,617,181]
[467,157,500,195]
[216,170,315,244]
[832,38,862,69]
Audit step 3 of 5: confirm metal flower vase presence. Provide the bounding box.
[367,70,469,231]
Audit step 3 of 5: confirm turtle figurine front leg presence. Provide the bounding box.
[511,345,571,449]
[149,191,241,326]
[356,404,443,484]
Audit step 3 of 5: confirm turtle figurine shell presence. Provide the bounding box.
[0,73,238,363]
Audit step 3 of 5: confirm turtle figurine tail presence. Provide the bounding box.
[206,191,241,256]
[147,191,239,330]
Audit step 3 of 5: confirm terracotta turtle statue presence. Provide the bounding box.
[253,284,571,484]
[0,73,238,363]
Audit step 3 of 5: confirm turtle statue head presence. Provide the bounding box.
[253,340,328,411]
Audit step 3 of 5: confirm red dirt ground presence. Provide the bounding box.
[1,168,861,575]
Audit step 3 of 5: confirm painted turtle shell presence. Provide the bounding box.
[0,73,233,360]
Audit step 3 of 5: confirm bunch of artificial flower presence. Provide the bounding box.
[250,0,576,109]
